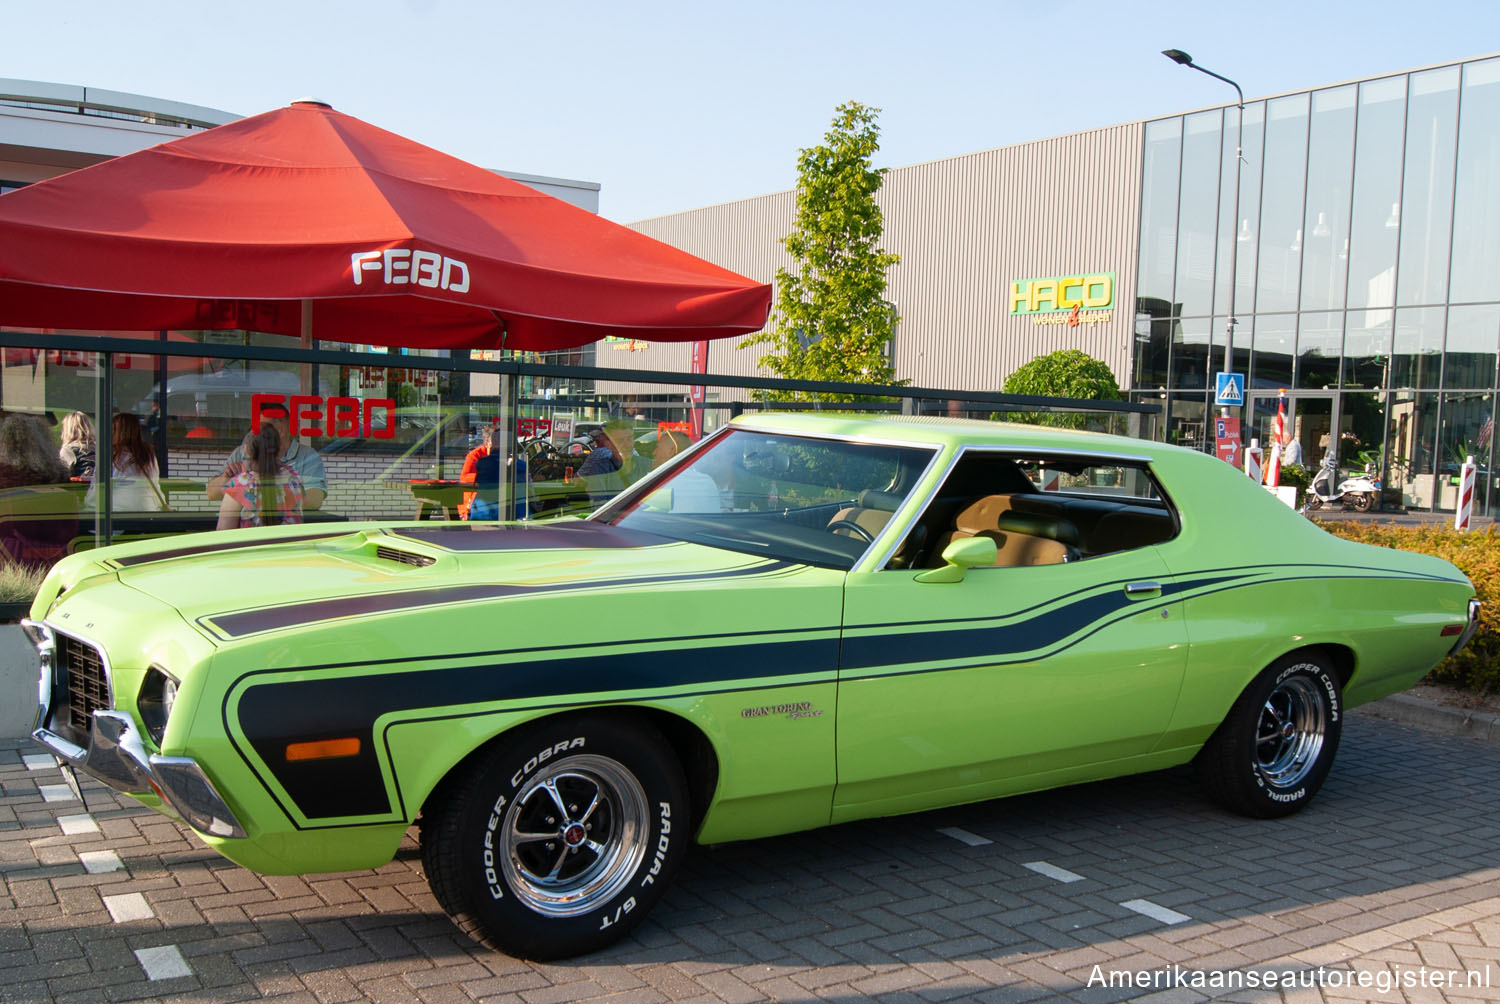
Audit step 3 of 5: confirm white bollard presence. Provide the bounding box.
[1455,455,1477,532]
[1244,439,1263,483]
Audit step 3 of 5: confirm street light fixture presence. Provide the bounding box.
[1162,48,1245,403]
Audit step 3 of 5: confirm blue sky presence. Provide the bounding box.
[8,0,1495,223]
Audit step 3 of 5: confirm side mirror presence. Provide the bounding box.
[914,536,997,583]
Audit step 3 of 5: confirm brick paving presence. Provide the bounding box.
[3,711,1500,1003]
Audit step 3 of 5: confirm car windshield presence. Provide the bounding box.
[600,429,936,569]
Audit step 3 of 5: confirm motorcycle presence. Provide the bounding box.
[1305,455,1381,512]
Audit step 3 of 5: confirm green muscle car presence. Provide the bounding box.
[25,414,1479,959]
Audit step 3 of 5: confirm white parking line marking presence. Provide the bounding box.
[134,945,191,981]
[38,784,75,803]
[79,850,124,874]
[1121,898,1192,925]
[1022,860,1086,883]
[57,814,98,835]
[23,754,54,771]
[104,893,153,923]
[937,826,993,847]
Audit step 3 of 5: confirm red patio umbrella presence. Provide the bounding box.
[0,101,770,351]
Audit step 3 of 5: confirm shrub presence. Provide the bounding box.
[0,561,47,606]
[1315,521,1500,693]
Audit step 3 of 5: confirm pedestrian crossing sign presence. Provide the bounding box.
[1215,372,1245,406]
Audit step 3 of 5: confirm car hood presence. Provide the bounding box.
[111,520,791,643]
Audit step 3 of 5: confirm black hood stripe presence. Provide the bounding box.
[199,558,797,639]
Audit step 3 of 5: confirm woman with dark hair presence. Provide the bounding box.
[85,413,166,511]
[216,423,305,529]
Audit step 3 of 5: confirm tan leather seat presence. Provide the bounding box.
[828,489,902,541]
[927,494,1076,567]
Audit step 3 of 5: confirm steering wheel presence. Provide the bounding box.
[826,516,877,543]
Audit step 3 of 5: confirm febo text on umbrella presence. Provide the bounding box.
[350,249,470,293]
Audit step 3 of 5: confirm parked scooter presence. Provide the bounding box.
[1305,454,1381,512]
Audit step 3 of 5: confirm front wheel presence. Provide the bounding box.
[1305,495,1323,510]
[1196,653,1342,818]
[421,715,689,959]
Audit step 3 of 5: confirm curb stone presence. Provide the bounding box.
[1355,691,1500,745]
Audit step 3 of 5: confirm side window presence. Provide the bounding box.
[888,451,1178,570]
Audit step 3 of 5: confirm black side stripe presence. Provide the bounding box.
[110,530,352,567]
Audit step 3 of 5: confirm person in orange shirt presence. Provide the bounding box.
[458,424,498,519]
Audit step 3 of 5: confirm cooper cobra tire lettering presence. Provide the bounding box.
[1194,652,1342,820]
[421,715,689,960]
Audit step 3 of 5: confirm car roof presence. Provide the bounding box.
[727,412,1175,458]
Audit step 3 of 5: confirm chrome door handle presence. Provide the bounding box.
[1124,581,1162,598]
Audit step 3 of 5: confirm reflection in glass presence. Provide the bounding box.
[1435,392,1496,512]
[1444,305,1500,390]
[1137,118,1182,306]
[1255,95,1310,314]
[1296,312,1342,389]
[1387,390,1439,508]
[1392,307,1445,389]
[1451,57,1500,304]
[1340,392,1387,475]
[1347,76,1406,309]
[1169,316,1212,389]
[1174,110,1224,318]
[1162,393,1209,451]
[1343,309,1394,389]
[1134,302,1172,389]
[1299,87,1356,311]
[1251,315,1294,389]
[1397,67,1459,306]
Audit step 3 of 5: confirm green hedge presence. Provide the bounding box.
[1316,521,1499,693]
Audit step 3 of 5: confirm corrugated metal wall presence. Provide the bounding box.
[613,121,1145,399]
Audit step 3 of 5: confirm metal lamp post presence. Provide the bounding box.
[1163,49,1245,435]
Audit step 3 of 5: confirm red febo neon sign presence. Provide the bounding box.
[252,394,396,440]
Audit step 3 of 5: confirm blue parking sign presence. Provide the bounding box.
[1215,372,1245,406]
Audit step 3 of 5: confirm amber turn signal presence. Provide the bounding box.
[285,738,362,762]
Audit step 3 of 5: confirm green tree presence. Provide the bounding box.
[999,350,1123,429]
[741,101,902,402]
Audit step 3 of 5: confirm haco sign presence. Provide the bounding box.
[1010,273,1115,327]
[252,394,396,439]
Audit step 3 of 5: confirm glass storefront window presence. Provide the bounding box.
[1296,312,1342,390]
[1138,118,1183,309]
[1450,57,1500,305]
[1251,315,1294,390]
[1396,66,1460,307]
[1444,304,1500,391]
[1387,390,1439,507]
[1347,76,1407,310]
[1174,110,1224,319]
[1343,309,1395,389]
[1299,87,1356,312]
[1435,392,1496,512]
[1392,306,1445,389]
[1217,102,1265,319]
[1255,94,1311,314]
[1168,316,1212,389]
[1160,393,1209,452]
[1133,306,1171,389]
[1208,315,1251,385]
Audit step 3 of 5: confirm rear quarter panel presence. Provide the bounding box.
[1148,447,1473,749]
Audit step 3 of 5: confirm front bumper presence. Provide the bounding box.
[26,619,246,839]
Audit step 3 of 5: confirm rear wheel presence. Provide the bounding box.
[1350,492,1374,512]
[1196,653,1342,818]
[421,715,688,959]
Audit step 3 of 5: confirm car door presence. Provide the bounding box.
[832,449,1190,822]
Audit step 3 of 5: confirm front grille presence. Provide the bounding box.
[58,635,110,735]
[375,546,435,567]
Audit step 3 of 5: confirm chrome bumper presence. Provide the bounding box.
[26,619,246,839]
[1450,598,1483,656]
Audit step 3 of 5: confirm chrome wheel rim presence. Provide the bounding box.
[500,754,648,918]
[1255,673,1327,789]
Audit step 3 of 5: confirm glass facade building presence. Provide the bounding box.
[1134,55,1500,515]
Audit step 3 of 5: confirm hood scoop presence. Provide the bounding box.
[374,545,435,567]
